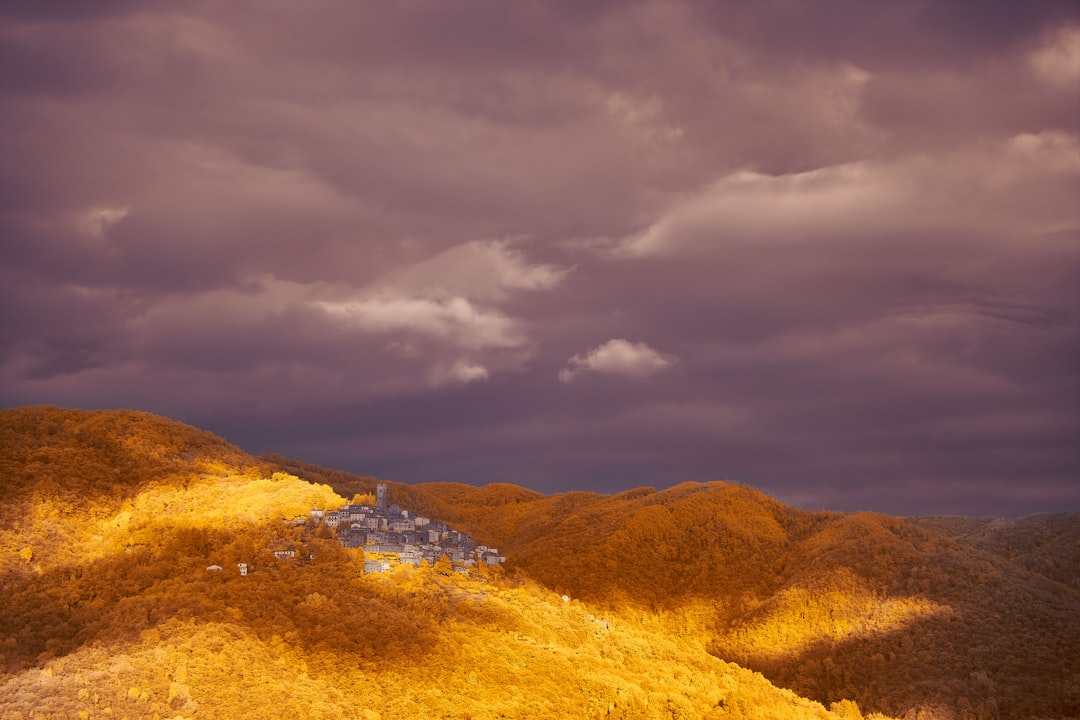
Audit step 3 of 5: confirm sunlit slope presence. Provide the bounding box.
[1,405,261,508]
[709,512,1080,719]
[0,406,343,575]
[276,460,1080,720]
[1,407,879,720]
[1,562,874,720]
[0,406,345,672]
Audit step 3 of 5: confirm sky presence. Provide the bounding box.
[1,0,1078,516]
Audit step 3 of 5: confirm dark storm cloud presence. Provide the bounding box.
[691,0,1080,68]
[1,0,1077,516]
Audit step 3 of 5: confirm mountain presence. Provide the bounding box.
[3,407,1078,719]
[913,513,1080,590]
[2,406,884,720]
[269,457,1080,720]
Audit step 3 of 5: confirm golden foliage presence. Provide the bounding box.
[1,407,878,720]
[5,407,1078,720]
[274,459,1080,720]
[2,562,877,720]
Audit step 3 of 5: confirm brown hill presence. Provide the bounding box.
[914,513,1080,589]
[273,458,1080,720]
[0,405,271,526]
[1,407,879,720]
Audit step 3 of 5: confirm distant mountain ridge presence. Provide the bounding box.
[267,448,1080,719]
[2,406,1078,719]
[1,405,877,720]
[913,513,1080,590]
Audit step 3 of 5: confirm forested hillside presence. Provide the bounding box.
[275,457,1080,720]
[914,513,1080,589]
[3,406,1077,720]
[1,407,882,720]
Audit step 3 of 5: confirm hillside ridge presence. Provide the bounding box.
[3,406,1079,719]
[2,406,888,720]
[266,452,1080,719]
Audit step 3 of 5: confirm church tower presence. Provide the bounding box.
[376,482,388,509]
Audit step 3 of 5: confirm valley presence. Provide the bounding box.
[2,406,1077,720]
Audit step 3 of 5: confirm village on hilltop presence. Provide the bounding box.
[311,483,504,574]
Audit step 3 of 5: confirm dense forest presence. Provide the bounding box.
[2,407,1077,719]
[1,406,876,720]
[271,458,1080,719]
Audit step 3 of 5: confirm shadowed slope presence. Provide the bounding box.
[914,513,1080,589]
[0,406,273,538]
[2,407,876,720]
[273,458,1080,720]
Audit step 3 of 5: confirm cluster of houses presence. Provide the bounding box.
[311,483,505,574]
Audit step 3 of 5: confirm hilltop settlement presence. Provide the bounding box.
[311,483,505,574]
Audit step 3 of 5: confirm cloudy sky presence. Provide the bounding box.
[2,0,1077,516]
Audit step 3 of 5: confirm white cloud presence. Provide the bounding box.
[430,360,490,385]
[316,294,525,350]
[615,163,894,257]
[379,239,570,302]
[614,138,1080,258]
[78,206,129,238]
[1005,130,1080,173]
[304,240,566,380]
[127,273,529,392]
[604,91,684,142]
[1029,25,1080,86]
[559,338,676,382]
